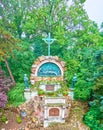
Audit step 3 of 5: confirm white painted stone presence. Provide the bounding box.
[31,91,38,99]
[31,80,35,84]
[68,91,74,100]
[32,64,37,67]
[45,97,66,104]
[61,106,65,118]
[31,74,35,77]
[24,91,31,100]
[39,84,46,91]
[44,119,65,128]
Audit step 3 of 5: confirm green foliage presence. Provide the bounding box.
[16,115,22,124]
[1,115,7,123]
[74,80,92,101]
[1,40,35,82]
[33,39,44,58]
[84,107,102,130]
[62,91,68,96]
[46,91,53,96]
[38,89,45,95]
[0,26,18,60]
[7,83,25,106]
[83,50,103,129]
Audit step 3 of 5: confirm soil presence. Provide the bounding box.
[0,108,28,130]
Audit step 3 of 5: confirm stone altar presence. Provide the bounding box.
[24,55,71,128]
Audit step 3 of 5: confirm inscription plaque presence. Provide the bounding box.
[46,85,54,91]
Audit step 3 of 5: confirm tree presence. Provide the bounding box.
[0,0,38,38]
[0,26,18,85]
[1,40,35,82]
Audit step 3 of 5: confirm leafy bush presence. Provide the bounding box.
[74,80,92,101]
[84,107,101,130]
[62,91,68,96]
[83,101,103,130]
[38,89,45,95]
[7,83,25,106]
[0,68,13,108]
[47,91,54,96]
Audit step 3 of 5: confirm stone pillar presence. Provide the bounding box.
[24,89,31,100]
[62,106,65,119]
[44,106,48,119]
[44,106,49,128]
[69,88,74,100]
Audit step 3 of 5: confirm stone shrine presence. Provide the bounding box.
[24,55,71,127]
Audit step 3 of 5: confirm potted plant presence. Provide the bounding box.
[38,89,45,96]
[62,91,68,96]
[47,91,54,96]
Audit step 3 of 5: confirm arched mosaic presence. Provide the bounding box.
[37,62,61,77]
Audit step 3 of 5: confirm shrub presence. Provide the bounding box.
[84,107,101,130]
[62,91,68,96]
[0,92,7,108]
[1,115,7,123]
[47,91,54,96]
[7,83,25,106]
[74,80,92,101]
[38,89,45,95]
[0,68,13,108]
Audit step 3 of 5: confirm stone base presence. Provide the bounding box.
[68,91,74,100]
[44,118,65,128]
[69,87,75,91]
[24,88,31,92]
[24,91,31,100]
[24,90,38,100]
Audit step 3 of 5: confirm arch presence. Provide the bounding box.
[35,60,64,76]
[30,56,66,83]
[37,62,61,77]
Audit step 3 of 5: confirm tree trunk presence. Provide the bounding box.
[4,58,16,86]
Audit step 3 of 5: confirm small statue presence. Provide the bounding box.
[24,74,29,89]
[72,74,77,88]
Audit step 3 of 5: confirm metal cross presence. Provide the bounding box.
[42,33,56,56]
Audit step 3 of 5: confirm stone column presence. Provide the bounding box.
[44,106,48,119]
[24,89,31,100]
[44,106,49,128]
[62,106,65,119]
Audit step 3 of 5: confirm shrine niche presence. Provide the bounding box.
[30,55,66,84]
[49,108,59,116]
